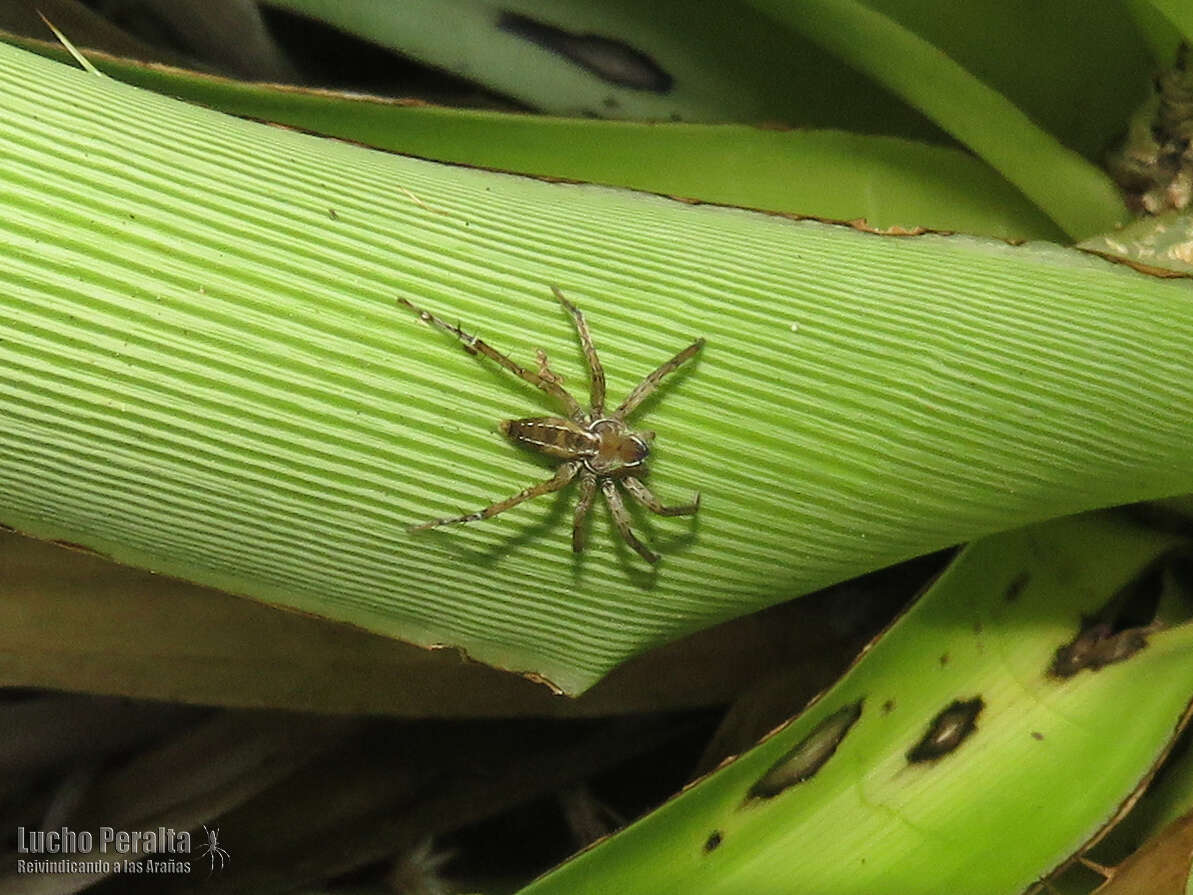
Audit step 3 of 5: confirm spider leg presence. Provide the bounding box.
[621,475,700,516]
[552,286,607,416]
[411,462,581,530]
[399,297,585,419]
[535,349,566,387]
[601,478,658,563]
[572,469,597,553]
[613,337,704,419]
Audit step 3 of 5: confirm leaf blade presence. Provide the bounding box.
[2,43,1193,692]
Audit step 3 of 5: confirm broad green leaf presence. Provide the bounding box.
[1125,0,1184,63]
[263,0,1155,164]
[859,0,1157,159]
[2,43,1193,693]
[741,0,1130,238]
[519,513,1193,894]
[1149,0,1193,45]
[262,0,939,134]
[6,33,1062,241]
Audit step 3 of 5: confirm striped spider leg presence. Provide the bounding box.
[400,288,703,563]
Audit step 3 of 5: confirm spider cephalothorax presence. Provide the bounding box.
[400,287,702,563]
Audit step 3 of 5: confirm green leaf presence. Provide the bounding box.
[262,0,939,133]
[2,42,1193,693]
[859,0,1158,159]
[741,0,1131,238]
[518,513,1193,893]
[4,32,1062,240]
[1149,0,1193,45]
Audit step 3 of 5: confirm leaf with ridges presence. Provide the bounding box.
[2,43,1193,692]
[2,30,1062,240]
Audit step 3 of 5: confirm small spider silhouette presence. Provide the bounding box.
[197,824,229,874]
[400,287,703,563]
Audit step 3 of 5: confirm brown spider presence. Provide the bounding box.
[399,287,703,563]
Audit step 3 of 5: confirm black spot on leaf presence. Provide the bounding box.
[745,700,863,801]
[497,12,673,93]
[1004,572,1030,602]
[1049,549,1193,678]
[907,697,983,763]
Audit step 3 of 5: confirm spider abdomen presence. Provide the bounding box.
[501,417,596,460]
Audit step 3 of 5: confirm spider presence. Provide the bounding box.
[399,287,703,563]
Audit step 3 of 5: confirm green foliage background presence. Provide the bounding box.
[3,1,1193,892]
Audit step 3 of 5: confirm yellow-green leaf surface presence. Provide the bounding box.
[3,43,1193,693]
[1149,0,1193,44]
[6,33,1063,241]
[520,513,1193,894]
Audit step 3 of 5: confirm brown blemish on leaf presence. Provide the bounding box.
[881,699,895,715]
[906,697,983,763]
[1031,731,1044,741]
[497,12,673,93]
[846,218,930,236]
[1004,571,1030,602]
[938,652,949,666]
[744,700,863,802]
[649,190,981,238]
[421,642,568,695]
[703,831,723,853]
[1048,550,1190,679]
[1080,248,1192,279]
[1050,623,1150,678]
[515,671,566,696]
[49,539,108,559]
